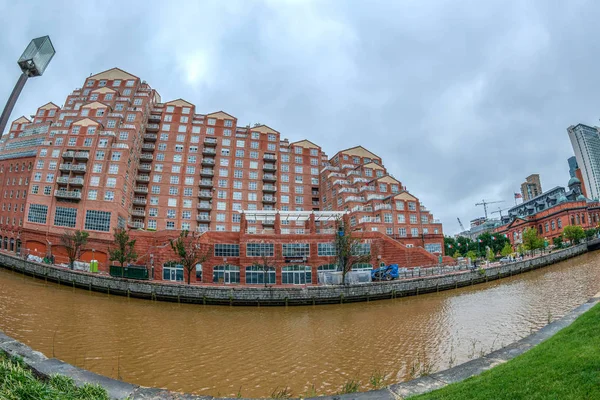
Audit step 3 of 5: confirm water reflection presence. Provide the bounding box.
[0,251,599,397]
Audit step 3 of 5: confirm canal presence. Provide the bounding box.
[1,251,599,398]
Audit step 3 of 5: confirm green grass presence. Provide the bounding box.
[0,352,109,400]
[412,303,600,400]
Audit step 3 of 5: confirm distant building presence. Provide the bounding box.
[520,174,542,201]
[568,124,600,200]
[568,156,578,178]
[470,217,486,228]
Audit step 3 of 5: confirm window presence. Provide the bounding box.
[396,201,404,210]
[282,243,310,257]
[207,118,216,125]
[398,228,407,237]
[54,207,77,227]
[104,191,114,201]
[84,210,111,232]
[90,176,100,186]
[31,185,39,194]
[109,164,119,174]
[247,243,274,257]
[408,202,417,211]
[318,243,336,256]
[245,266,276,285]
[411,228,419,236]
[425,243,442,253]
[45,174,54,183]
[27,204,48,224]
[281,265,312,285]
[397,214,406,223]
[87,190,97,200]
[214,244,240,257]
[410,214,417,224]
[106,177,116,187]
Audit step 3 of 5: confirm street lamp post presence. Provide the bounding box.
[0,36,55,138]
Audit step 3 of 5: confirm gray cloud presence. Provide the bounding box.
[1,0,598,233]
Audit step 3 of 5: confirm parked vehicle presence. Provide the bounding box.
[371,264,399,281]
[499,257,512,264]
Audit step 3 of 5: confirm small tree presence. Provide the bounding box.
[552,236,563,249]
[334,218,371,285]
[584,228,597,241]
[500,242,513,257]
[60,230,89,269]
[465,250,477,261]
[486,247,495,262]
[108,228,138,277]
[169,230,213,284]
[251,245,276,287]
[563,225,585,245]
[522,227,543,255]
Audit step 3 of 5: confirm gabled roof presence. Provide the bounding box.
[376,175,400,185]
[251,125,279,135]
[89,68,138,81]
[336,145,379,160]
[291,139,319,149]
[505,217,529,229]
[81,101,108,109]
[363,161,384,171]
[166,99,194,108]
[207,110,236,120]
[38,102,59,110]
[72,118,100,127]
[91,87,116,94]
[393,191,417,202]
[13,116,31,124]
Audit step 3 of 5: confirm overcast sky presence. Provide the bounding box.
[1,0,599,234]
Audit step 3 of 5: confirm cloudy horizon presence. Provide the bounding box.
[1,0,599,234]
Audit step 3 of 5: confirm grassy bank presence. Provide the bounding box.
[412,303,600,400]
[0,352,109,400]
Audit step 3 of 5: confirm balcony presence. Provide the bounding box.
[54,190,82,200]
[203,138,217,147]
[133,198,147,206]
[56,177,69,184]
[59,164,87,173]
[201,158,215,166]
[374,204,393,211]
[134,186,149,194]
[263,153,277,161]
[262,196,276,204]
[62,151,75,160]
[198,191,212,199]
[263,174,277,182]
[141,143,155,152]
[136,175,150,182]
[262,220,275,227]
[146,123,159,132]
[131,209,146,217]
[58,177,84,186]
[128,220,145,229]
[196,214,211,222]
[263,163,276,171]
[138,164,151,172]
[197,202,212,210]
[148,115,161,122]
[199,179,213,188]
[202,147,216,155]
[140,153,153,161]
[262,185,277,193]
[74,151,90,161]
[144,133,157,141]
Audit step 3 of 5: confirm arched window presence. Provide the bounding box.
[3,237,7,250]
[352,263,373,271]
[544,223,549,232]
[317,264,338,271]
[9,238,14,252]
[582,214,586,224]
[538,224,543,234]
[558,218,562,228]
[282,265,312,285]
[571,216,575,225]
[213,265,240,284]
[551,220,555,230]
[245,265,275,285]
[162,261,183,282]
[576,215,580,225]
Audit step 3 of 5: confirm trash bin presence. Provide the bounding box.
[90,259,98,273]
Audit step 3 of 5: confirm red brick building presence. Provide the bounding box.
[0,67,447,284]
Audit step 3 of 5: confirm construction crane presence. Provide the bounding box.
[475,199,504,219]
[457,217,466,232]
[491,207,510,218]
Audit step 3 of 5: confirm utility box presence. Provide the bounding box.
[17,36,55,77]
[90,260,98,273]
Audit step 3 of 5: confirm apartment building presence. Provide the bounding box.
[568,124,600,200]
[0,67,446,283]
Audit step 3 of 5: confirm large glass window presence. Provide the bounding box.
[214,244,240,257]
[163,262,183,282]
[54,206,77,227]
[84,210,111,232]
[352,263,372,270]
[317,243,336,256]
[246,243,274,257]
[213,265,240,284]
[282,265,312,285]
[27,204,48,224]
[245,265,276,285]
[351,243,371,256]
[282,243,310,258]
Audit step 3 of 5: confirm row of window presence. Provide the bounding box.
[214,242,371,258]
[27,205,111,232]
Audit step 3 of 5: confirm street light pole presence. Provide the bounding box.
[0,36,55,138]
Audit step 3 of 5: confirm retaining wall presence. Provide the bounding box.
[0,244,588,306]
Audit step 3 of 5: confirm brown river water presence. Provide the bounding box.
[1,251,599,398]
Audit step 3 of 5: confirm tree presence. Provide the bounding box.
[251,245,276,287]
[465,250,477,261]
[584,228,597,240]
[522,227,543,254]
[486,247,495,262]
[169,230,213,284]
[563,225,585,244]
[452,250,462,259]
[334,218,371,285]
[108,228,138,277]
[500,242,513,257]
[552,236,563,249]
[60,230,89,270]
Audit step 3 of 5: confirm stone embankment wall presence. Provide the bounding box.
[0,244,588,306]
